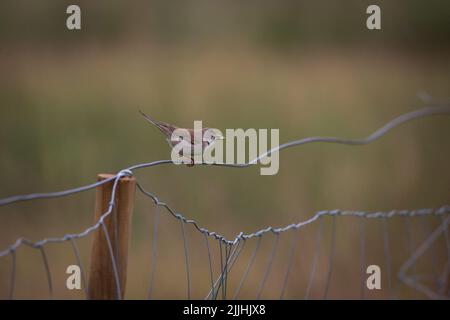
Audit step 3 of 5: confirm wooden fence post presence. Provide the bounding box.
[88,173,136,299]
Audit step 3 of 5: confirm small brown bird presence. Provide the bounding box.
[139,110,223,165]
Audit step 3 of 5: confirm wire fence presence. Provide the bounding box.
[0,101,449,299]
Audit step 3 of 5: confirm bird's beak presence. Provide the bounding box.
[216,135,225,140]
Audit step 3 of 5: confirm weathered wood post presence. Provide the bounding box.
[88,173,136,299]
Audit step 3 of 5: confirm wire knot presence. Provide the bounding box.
[117,169,133,178]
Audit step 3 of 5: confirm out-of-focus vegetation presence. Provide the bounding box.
[0,1,449,299]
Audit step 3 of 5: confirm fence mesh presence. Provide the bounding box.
[0,102,449,299]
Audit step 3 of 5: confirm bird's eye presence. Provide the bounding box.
[180,136,184,140]
[211,136,216,140]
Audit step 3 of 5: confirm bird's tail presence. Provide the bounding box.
[139,110,175,136]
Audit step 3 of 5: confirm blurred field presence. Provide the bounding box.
[0,1,449,299]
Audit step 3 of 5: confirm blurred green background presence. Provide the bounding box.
[0,0,449,299]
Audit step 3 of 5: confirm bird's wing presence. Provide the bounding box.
[188,128,205,145]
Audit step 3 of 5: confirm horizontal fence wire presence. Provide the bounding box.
[0,102,449,299]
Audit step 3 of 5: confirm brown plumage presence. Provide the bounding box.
[139,110,223,166]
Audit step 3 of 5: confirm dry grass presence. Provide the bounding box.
[0,42,449,299]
